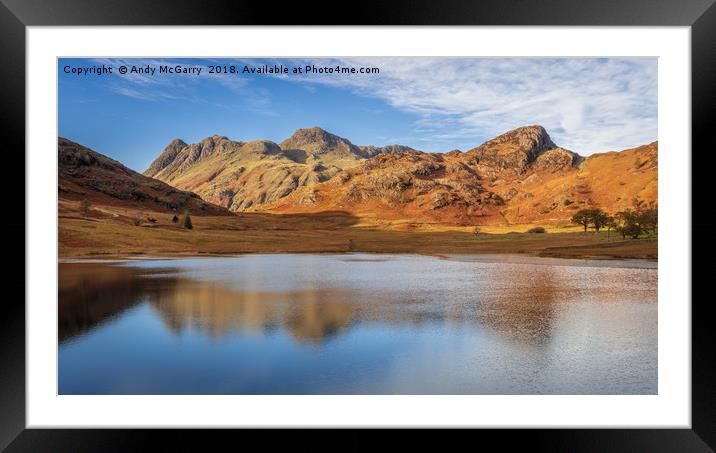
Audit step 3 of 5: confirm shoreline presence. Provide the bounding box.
[58,247,658,266]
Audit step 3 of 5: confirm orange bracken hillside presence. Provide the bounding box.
[493,141,657,225]
[267,126,657,227]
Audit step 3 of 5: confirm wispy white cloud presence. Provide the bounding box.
[86,57,657,154]
[92,58,276,116]
[267,57,657,154]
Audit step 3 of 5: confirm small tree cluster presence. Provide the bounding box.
[571,208,610,233]
[571,197,657,239]
[613,197,658,239]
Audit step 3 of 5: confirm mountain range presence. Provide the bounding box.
[139,125,657,226]
[143,127,417,211]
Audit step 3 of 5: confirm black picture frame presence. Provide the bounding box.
[2,0,713,451]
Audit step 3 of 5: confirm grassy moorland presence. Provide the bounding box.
[59,200,656,260]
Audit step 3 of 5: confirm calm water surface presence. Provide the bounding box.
[58,254,657,394]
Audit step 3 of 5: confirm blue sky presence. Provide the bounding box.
[58,57,657,172]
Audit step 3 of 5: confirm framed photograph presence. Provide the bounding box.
[4,0,713,450]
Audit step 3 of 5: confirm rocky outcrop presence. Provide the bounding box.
[466,125,557,174]
[358,144,417,157]
[532,147,581,172]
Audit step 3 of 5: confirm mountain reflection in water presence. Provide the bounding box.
[58,254,657,394]
[60,261,572,345]
[60,264,358,344]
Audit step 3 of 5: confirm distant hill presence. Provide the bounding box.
[143,127,417,211]
[58,137,230,216]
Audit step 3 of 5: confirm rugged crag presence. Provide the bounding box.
[143,127,414,211]
[466,125,560,174]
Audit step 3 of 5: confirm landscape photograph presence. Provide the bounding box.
[58,57,658,394]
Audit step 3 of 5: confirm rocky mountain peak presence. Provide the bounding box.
[466,125,558,174]
[194,135,232,155]
[489,125,555,149]
[144,138,188,177]
[168,138,188,148]
[280,127,357,155]
[287,126,333,141]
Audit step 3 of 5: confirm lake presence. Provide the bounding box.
[58,253,657,394]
